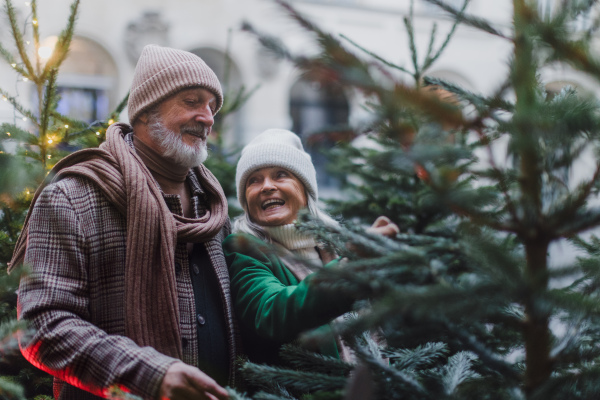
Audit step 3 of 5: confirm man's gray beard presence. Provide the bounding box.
[146,112,208,168]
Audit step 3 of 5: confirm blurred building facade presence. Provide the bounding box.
[0,0,595,195]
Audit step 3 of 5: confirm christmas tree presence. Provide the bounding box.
[0,0,126,398]
[234,0,600,399]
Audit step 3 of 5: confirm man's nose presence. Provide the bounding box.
[194,103,214,128]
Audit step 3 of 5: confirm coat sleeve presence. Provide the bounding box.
[223,233,354,343]
[17,183,177,399]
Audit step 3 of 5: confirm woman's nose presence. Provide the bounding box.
[261,178,277,192]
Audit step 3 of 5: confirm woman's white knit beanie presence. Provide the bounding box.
[236,129,318,209]
[127,44,223,124]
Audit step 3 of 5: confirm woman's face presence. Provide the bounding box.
[245,167,308,226]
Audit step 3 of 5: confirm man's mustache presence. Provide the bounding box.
[181,124,209,138]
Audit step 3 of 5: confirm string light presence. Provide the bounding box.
[25,2,30,6]
[38,46,52,59]
[32,19,38,25]
[11,63,16,68]
[22,117,27,121]
[2,96,7,101]
[6,132,10,136]
[23,77,28,82]
[96,131,100,136]
[64,124,69,128]
[26,190,30,195]
[47,155,51,159]
[48,139,53,144]
[26,41,30,45]
[108,119,114,124]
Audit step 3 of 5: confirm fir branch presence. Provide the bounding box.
[39,67,58,143]
[109,91,130,120]
[4,0,35,79]
[556,207,600,237]
[443,321,521,383]
[0,377,26,400]
[442,351,480,394]
[403,14,420,81]
[382,342,449,371]
[339,34,411,75]
[423,76,514,112]
[351,341,429,397]
[279,344,353,376]
[31,0,40,75]
[0,89,38,124]
[422,0,471,72]
[546,162,600,236]
[422,0,510,39]
[423,22,438,72]
[0,43,28,76]
[41,0,80,81]
[240,362,346,393]
[535,20,600,80]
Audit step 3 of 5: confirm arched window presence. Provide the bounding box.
[44,36,118,123]
[289,78,350,190]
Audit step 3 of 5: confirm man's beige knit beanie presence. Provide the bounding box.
[127,44,223,124]
[236,129,318,209]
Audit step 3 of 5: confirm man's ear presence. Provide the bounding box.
[137,112,149,125]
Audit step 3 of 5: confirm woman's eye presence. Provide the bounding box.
[276,171,288,178]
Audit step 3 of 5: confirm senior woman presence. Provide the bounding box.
[223,129,398,366]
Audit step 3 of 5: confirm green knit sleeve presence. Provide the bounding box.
[223,233,354,343]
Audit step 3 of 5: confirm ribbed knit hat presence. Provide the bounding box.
[236,129,318,209]
[127,44,223,124]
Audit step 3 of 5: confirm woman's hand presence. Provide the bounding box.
[366,216,399,238]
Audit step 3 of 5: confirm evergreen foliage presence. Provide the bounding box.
[236,0,600,399]
[0,1,127,398]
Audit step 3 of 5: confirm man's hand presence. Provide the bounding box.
[159,362,229,400]
[366,216,399,238]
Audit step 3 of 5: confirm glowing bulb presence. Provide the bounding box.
[22,117,27,121]
[26,41,30,45]
[64,124,69,128]
[32,19,38,25]
[6,132,10,136]
[47,155,51,159]
[48,139,53,144]
[108,119,114,124]
[26,190,30,195]
[23,77,28,82]
[25,2,30,6]
[2,97,6,101]
[38,46,52,59]
[11,63,16,68]
[96,131,100,135]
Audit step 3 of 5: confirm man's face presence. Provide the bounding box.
[146,87,217,168]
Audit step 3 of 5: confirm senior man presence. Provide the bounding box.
[9,45,238,400]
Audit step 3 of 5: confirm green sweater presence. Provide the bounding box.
[223,233,354,365]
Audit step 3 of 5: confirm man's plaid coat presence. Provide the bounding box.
[18,169,238,399]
